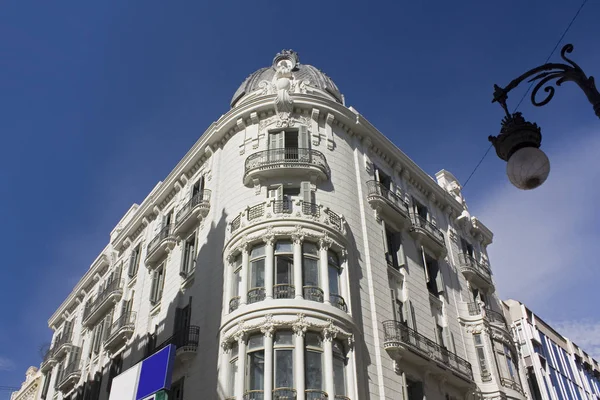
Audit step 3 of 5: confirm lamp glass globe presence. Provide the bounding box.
[506,147,550,190]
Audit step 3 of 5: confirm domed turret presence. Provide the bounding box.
[230,50,344,108]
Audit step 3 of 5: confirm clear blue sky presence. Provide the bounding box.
[2,0,599,392]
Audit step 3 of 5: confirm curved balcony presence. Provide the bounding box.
[306,390,328,400]
[274,284,295,299]
[229,296,240,312]
[57,360,81,393]
[103,311,136,351]
[52,334,73,360]
[146,225,177,265]
[303,286,324,303]
[40,348,56,372]
[243,148,330,186]
[82,279,123,327]
[273,388,296,400]
[382,320,473,387]
[458,253,493,289]
[229,200,345,236]
[174,325,200,362]
[248,287,266,304]
[334,397,350,400]
[243,390,265,400]
[330,294,347,312]
[409,216,446,257]
[366,181,410,227]
[173,190,211,236]
[500,377,524,395]
[485,308,509,332]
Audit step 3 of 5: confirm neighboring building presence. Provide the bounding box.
[35,50,526,400]
[504,300,600,400]
[11,367,42,400]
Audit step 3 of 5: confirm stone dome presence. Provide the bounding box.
[230,50,344,108]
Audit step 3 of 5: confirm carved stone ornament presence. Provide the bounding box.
[291,225,305,244]
[322,319,339,341]
[318,235,333,250]
[292,314,310,337]
[260,314,276,338]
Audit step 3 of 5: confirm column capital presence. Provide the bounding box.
[322,320,339,342]
[291,225,305,245]
[260,315,276,338]
[318,235,333,250]
[292,314,310,337]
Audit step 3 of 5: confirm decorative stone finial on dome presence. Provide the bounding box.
[273,50,299,70]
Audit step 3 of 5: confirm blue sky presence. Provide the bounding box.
[1,0,599,393]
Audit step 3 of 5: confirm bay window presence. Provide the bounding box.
[249,245,266,304]
[303,243,322,302]
[305,332,324,391]
[246,334,265,395]
[274,241,294,299]
[274,331,294,391]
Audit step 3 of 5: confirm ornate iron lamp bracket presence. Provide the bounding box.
[492,44,600,119]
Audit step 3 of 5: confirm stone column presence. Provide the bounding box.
[264,236,275,300]
[323,330,336,399]
[292,233,304,299]
[219,344,231,399]
[224,254,233,313]
[240,244,249,305]
[346,337,356,400]
[319,237,332,305]
[263,329,274,400]
[340,250,350,314]
[235,335,247,400]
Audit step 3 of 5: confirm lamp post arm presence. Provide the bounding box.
[492,44,600,119]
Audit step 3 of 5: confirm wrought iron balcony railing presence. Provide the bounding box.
[467,302,481,316]
[458,253,492,282]
[247,287,266,304]
[334,396,350,400]
[104,311,136,343]
[274,284,295,299]
[229,296,240,312]
[485,308,508,327]
[382,320,473,380]
[243,390,265,400]
[56,358,81,390]
[273,388,297,400]
[230,200,345,235]
[175,190,211,226]
[305,390,328,400]
[330,294,348,312]
[82,279,123,323]
[147,224,174,256]
[244,148,330,177]
[147,325,200,357]
[411,215,444,243]
[366,180,409,214]
[500,377,524,394]
[303,286,324,302]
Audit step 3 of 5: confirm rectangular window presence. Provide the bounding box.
[192,176,204,197]
[170,378,184,400]
[474,334,491,380]
[150,264,165,304]
[413,200,428,220]
[128,245,141,278]
[229,342,239,398]
[374,165,392,190]
[303,243,320,287]
[384,226,403,270]
[181,234,196,277]
[424,255,443,295]
[274,331,294,389]
[406,379,424,400]
[333,340,347,396]
[232,254,243,299]
[41,372,52,399]
[460,237,474,257]
[436,325,446,348]
[247,334,264,391]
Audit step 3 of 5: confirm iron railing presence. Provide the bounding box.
[303,286,324,302]
[104,311,136,342]
[274,284,295,299]
[57,359,81,388]
[41,347,55,365]
[248,203,266,221]
[229,297,240,312]
[273,388,297,400]
[53,333,72,353]
[83,279,123,322]
[244,148,330,176]
[231,215,241,232]
[147,224,173,256]
[243,390,265,400]
[467,302,481,316]
[382,320,473,380]
[147,325,200,356]
[412,215,444,243]
[458,253,492,281]
[366,180,409,215]
[305,390,328,400]
[302,201,320,217]
[485,308,508,327]
[330,294,348,312]
[175,190,211,223]
[273,200,294,214]
[500,377,524,394]
[334,396,351,400]
[247,287,266,304]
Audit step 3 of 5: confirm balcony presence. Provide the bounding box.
[382,321,474,386]
[56,360,81,393]
[273,388,296,400]
[467,302,481,316]
[243,391,264,400]
[82,279,123,327]
[330,294,348,312]
[243,148,330,186]
[274,284,295,299]
[103,311,136,351]
[485,308,509,330]
[229,296,240,312]
[145,225,177,265]
[230,200,345,236]
[248,287,266,304]
[52,334,73,360]
[500,378,524,395]
[40,348,56,372]
[409,216,446,257]
[306,390,328,400]
[458,253,493,289]
[147,325,200,364]
[366,181,410,227]
[173,190,211,236]
[303,286,324,303]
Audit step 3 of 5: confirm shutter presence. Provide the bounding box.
[157,268,165,300]
[276,185,283,200]
[299,125,309,149]
[150,270,158,304]
[301,182,312,205]
[189,240,196,273]
[390,289,397,321]
[174,307,183,337]
[269,132,278,150]
[435,260,445,294]
[114,265,122,282]
[180,242,187,276]
[444,326,452,350]
[409,301,417,332]
[421,248,429,281]
[128,249,137,277]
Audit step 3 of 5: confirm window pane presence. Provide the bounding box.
[305,351,322,390]
[275,349,294,388]
[275,331,293,346]
[248,335,264,350]
[327,251,339,267]
[234,253,242,268]
[233,270,241,296]
[303,258,319,287]
[229,360,238,396]
[275,241,293,254]
[251,245,265,259]
[276,256,293,284]
[328,265,340,295]
[230,342,239,359]
[248,351,264,390]
[251,259,265,288]
[333,356,346,395]
[305,333,322,349]
[303,242,318,256]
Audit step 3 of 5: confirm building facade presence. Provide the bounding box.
[504,300,600,400]
[35,50,526,400]
[11,367,43,400]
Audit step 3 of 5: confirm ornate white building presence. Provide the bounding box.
[11,367,42,400]
[35,50,526,400]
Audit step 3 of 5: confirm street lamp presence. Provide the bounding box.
[489,44,600,190]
